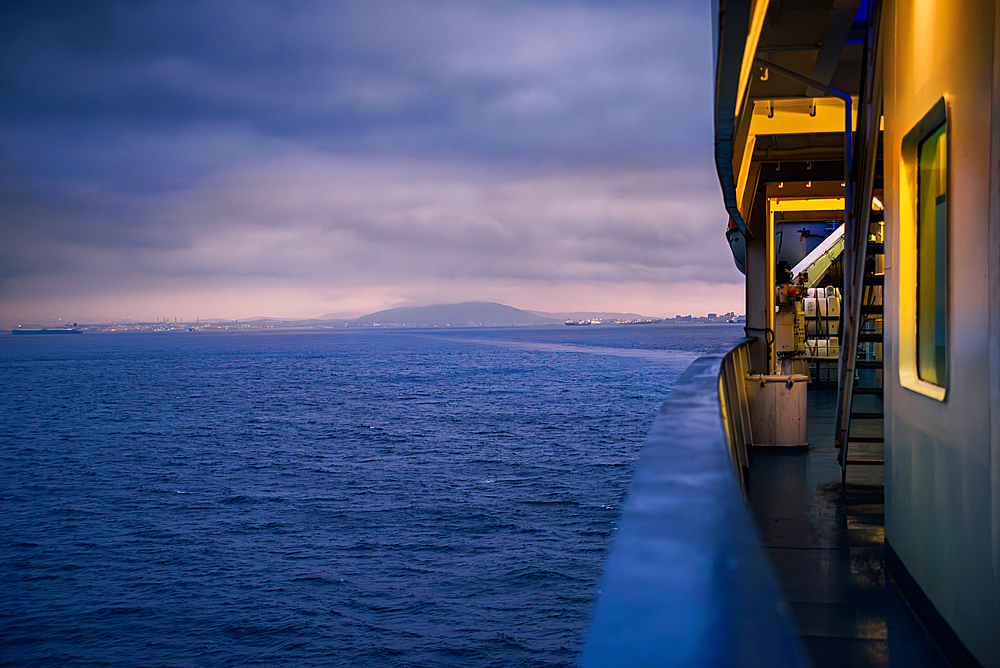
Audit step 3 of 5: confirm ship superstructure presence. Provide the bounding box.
[582,1,998,666]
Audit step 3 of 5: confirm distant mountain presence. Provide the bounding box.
[352,302,559,327]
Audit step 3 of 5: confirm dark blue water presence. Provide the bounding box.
[1,324,739,667]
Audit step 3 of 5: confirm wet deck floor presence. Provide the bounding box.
[747,389,950,668]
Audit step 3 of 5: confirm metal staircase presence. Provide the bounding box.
[834,0,884,485]
[838,221,884,483]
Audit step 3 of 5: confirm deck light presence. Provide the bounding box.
[770,197,844,212]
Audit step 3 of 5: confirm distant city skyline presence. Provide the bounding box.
[13,303,745,330]
[1,1,743,326]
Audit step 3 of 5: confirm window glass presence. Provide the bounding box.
[916,122,947,386]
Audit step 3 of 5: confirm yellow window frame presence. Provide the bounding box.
[898,97,949,401]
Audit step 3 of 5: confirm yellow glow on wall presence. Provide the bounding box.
[769,197,845,213]
[735,0,771,119]
[732,99,858,215]
[911,0,936,92]
[735,135,757,212]
[749,98,859,136]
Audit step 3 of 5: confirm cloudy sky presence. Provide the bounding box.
[1,0,742,325]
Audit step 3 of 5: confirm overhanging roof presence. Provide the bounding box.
[714,0,865,237]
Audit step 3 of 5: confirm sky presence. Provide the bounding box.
[0,0,744,325]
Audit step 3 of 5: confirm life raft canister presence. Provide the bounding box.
[726,216,746,274]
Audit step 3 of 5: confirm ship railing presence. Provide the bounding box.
[579,337,810,667]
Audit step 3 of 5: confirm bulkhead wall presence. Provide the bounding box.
[882,0,1000,664]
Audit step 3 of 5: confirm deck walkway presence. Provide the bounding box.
[747,389,950,668]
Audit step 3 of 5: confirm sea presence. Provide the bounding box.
[0,324,740,667]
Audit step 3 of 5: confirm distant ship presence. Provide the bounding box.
[12,325,81,335]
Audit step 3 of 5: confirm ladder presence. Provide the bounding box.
[838,220,884,484]
[834,0,884,485]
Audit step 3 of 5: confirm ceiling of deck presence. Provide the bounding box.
[751,0,866,101]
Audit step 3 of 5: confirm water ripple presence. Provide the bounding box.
[0,324,739,667]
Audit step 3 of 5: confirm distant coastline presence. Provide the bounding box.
[9,302,745,334]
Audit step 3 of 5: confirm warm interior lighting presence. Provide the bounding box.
[872,196,884,210]
[735,0,771,118]
[769,197,845,212]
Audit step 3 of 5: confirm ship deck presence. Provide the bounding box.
[747,389,949,668]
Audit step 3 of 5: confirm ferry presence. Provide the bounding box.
[582,1,998,666]
[11,325,82,335]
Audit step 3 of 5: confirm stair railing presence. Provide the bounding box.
[834,0,884,483]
